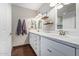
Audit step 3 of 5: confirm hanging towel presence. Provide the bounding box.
[16,19,22,35]
[22,19,27,35]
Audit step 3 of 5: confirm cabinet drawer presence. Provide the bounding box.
[41,37,63,56]
[46,38,75,56]
[41,37,75,56]
[46,47,64,56]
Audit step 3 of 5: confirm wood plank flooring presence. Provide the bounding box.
[11,44,36,56]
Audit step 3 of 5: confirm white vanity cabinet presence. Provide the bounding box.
[29,31,79,56]
[29,33,40,55]
[41,37,75,56]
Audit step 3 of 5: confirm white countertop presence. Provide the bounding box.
[29,29,79,49]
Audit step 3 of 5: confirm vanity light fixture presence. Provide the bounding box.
[57,4,63,9]
[50,3,70,10]
[50,3,63,9]
[49,3,57,7]
[63,3,70,5]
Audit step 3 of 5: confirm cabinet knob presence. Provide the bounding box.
[47,49,52,52]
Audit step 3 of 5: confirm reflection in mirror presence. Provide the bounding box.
[57,3,76,29]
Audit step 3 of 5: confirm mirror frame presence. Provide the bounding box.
[56,3,76,31]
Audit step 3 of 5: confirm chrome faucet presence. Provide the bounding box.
[58,30,66,36]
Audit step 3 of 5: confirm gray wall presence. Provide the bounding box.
[38,3,52,15]
[12,5,38,46]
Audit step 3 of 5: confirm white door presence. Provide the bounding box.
[0,4,12,56]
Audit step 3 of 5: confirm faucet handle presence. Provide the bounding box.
[58,30,66,35]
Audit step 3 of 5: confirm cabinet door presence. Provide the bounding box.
[41,37,47,56]
[29,33,40,56]
[33,34,40,56]
[29,33,34,49]
[76,49,79,56]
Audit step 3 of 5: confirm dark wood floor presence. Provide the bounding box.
[11,44,36,56]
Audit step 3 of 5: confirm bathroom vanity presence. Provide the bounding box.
[29,30,79,56]
[28,3,79,56]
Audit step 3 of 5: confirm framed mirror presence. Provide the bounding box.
[57,3,76,30]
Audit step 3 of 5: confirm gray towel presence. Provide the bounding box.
[22,19,27,35]
[16,19,22,35]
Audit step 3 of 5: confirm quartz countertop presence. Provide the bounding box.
[29,29,79,49]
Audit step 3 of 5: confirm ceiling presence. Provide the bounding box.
[58,3,76,16]
[12,3,44,10]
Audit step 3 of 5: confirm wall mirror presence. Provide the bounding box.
[57,3,76,30]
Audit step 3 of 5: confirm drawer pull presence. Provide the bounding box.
[47,49,52,52]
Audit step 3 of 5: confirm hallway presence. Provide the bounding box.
[12,44,36,56]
